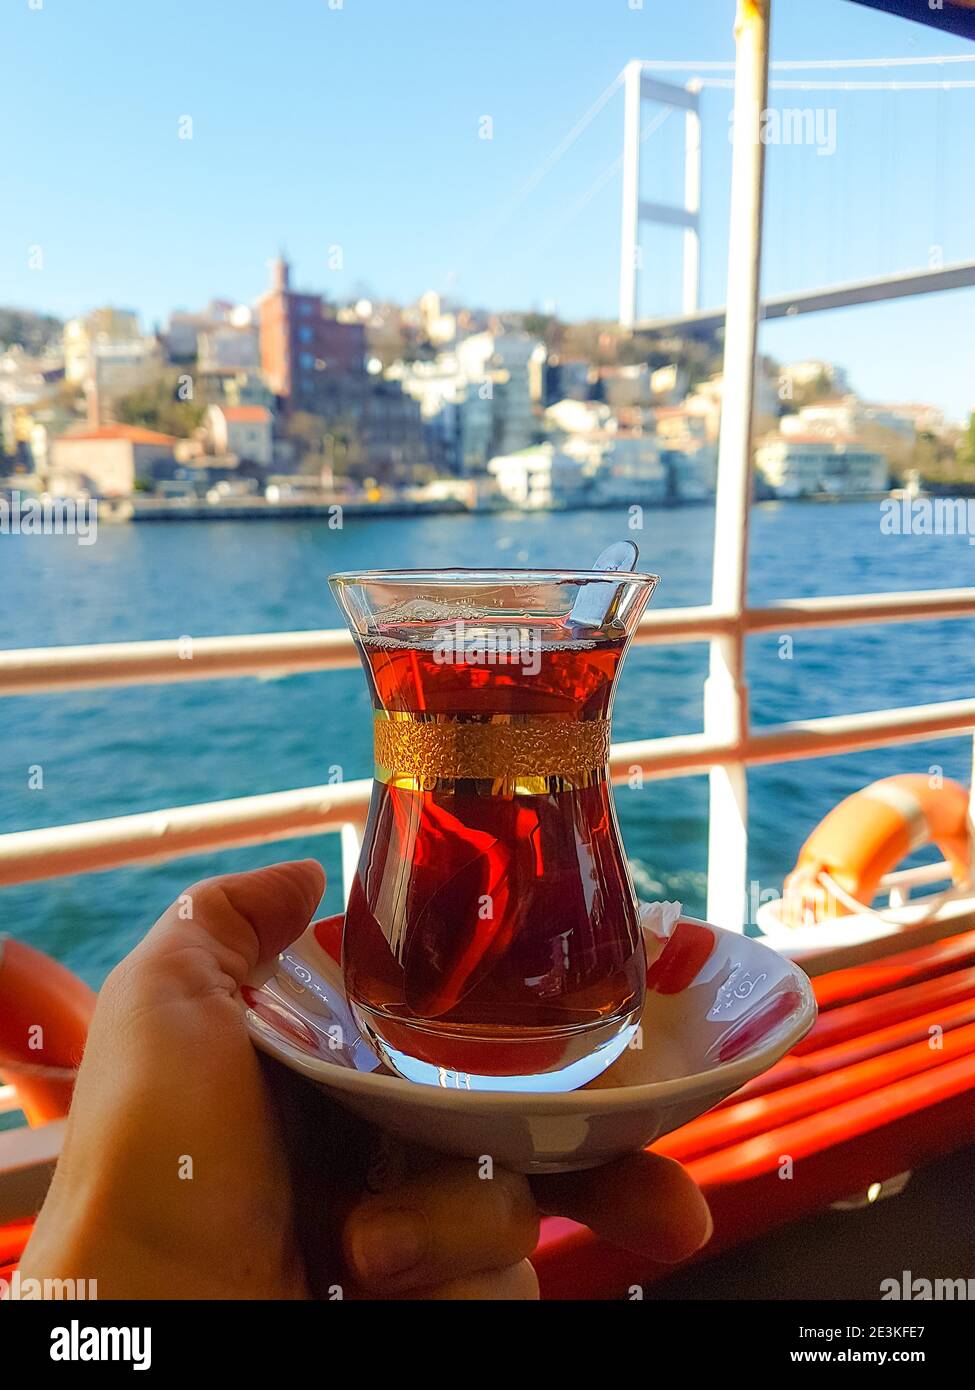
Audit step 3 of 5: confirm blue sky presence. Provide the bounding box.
[3,0,973,419]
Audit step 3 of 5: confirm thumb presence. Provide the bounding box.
[29,861,327,1296]
[121,859,326,1008]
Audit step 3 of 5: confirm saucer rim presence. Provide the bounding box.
[246,918,817,1112]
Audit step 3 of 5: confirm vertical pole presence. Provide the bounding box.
[619,61,643,329]
[967,735,975,885]
[705,0,770,931]
[683,79,702,315]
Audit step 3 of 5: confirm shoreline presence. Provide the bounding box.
[96,492,894,523]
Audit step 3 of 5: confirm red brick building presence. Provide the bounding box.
[258,256,366,409]
[257,255,427,482]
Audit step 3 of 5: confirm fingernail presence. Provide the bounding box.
[350,1208,427,1282]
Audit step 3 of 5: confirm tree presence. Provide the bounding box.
[957,412,975,477]
[114,372,207,437]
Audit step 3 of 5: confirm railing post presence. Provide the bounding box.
[705,0,770,931]
[619,60,643,329]
[683,78,703,315]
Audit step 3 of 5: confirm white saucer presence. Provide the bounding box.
[243,903,816,1173]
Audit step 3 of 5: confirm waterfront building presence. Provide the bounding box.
[391,336,536,478]
[205,404,274,468]
[51,423,178,497]
[488,443,591,510]
[386,356,470,474]
[561,429,667,503]
[456,331,538,461]
[754,434,889,498]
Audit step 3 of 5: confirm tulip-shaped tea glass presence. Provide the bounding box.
[329,567,659,1091]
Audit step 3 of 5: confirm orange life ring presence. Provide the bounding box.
[0,936,95,1126]
[782,775,971,927]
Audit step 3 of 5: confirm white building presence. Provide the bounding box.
[206,404,273,467]
[163,300,237,360]
[545,398,613,436]
[561,431,667,503]
[390,332,540,476]
[780,396,943,445]
[863,402,946,438]
[456,332,539,461]
[684,369,780,442]
[417,290,458,347]
[488,444,591,510]
[388,355,492,474]
[778,359,851,400]
[755,435,889,498]
[198,325,260,372]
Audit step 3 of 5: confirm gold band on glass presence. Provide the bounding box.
[373,711,610,793]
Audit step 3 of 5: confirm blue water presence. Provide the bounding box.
[1,501,972,987]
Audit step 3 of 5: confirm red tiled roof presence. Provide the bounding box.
[217,406,271,423]
[61,424,178,445]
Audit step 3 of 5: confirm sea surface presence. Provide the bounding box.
[1,500,973,987]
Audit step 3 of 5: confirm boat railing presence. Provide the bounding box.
[0,585,973,922]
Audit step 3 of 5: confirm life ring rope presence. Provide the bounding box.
[817,868,969,929]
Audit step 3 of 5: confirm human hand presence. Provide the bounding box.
[21,861,710,1299]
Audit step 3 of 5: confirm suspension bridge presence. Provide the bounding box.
[465,51,975,336]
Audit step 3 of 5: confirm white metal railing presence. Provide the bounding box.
[0,592,973,907]
[1,589,973,695]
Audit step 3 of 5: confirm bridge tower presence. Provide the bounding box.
[619,61,702,329]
